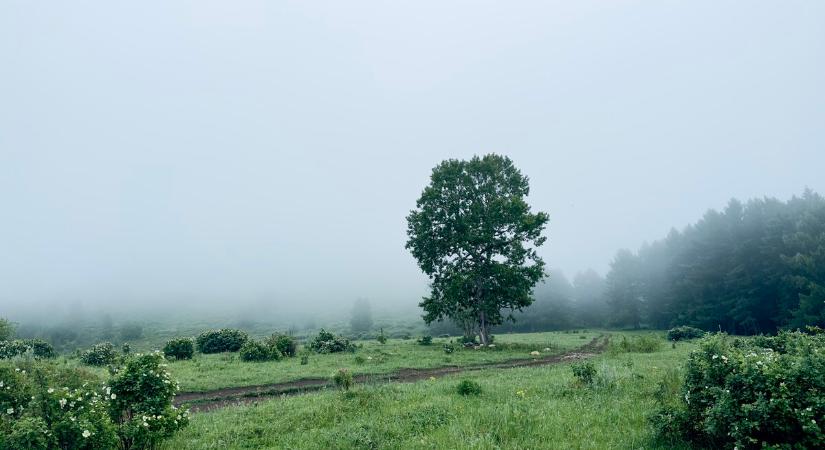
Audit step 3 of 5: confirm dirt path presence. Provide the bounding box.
[176,334,610,412]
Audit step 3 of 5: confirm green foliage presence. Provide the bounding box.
[609,335,662,354]
[332,369,353,391]
[239,340,282,362]
[264,333,297,357]
[606,190,825,333]
[406,154,549,345]
[376,328,387,344]
[163,338,194,361]
[308,329,354,354]
[300,355,309,365]
[195,329,248,354]
[652,332,825,449]
[0,339,55,360]
[108,352,189,449]
[456,379,481,396]
[417,335,433,346]
[6,416,53,450]
[0,318,14,342]
[443,343,455,354]
[121,343,131,355]
[666,326,705,341]
[80,343,118,366]
[571,361,596,385]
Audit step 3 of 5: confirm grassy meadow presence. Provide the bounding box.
[158,331,690,449]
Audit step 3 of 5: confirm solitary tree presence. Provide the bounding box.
[350,298,374,334]
[406,154,548,345]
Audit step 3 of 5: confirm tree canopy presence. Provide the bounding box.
[405,154,548,344]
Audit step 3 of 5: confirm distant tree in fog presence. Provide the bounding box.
[350,298,373,333]
[406,154,548,345]
[0,317,15,341]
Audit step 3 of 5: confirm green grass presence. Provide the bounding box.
[166,331,600,392]
[160,332,692,449]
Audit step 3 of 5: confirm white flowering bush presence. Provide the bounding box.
[80,343,118,367]
[651,331,825,449]
[0,352,188,450]
[108,352,188,449]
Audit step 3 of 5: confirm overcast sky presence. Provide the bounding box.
[1,1,824,313]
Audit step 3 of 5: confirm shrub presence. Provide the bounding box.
[460,335,477,345]
[239,340,282,362]
[0,354,189,450]
[264,333,297,357]
[163,338,194,360]
[0,317,14,341]
[443,343,455,354]
[300,355,309,365]
[108,352,189,449]
[332,368,354,391]
[456,379,481,396]
[417,335,433,346]
[195,329,248,354]
[81,342,118,366]
[0,339,55,359]
[376,328,387,344]
[571,361,596,385]
[610,335,662,354]
[121,343,131,355]
[308,329,354,354]
[651,331,825,449]
[666,326,705,342]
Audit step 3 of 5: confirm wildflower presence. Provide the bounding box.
[82,430,91,438]
[0,382,3,387]
[516,390,526,398]
[6,408,13,414]
[48,388,54,394]
[59,398,67,408]
[530,351,540,356]
[110,393,116,400]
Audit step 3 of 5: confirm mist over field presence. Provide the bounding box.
[2,1,824,325]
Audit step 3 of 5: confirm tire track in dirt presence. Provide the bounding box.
[176,334,610,412]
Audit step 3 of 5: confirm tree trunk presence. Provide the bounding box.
[478,311,489,345]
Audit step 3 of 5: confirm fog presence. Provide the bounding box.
[1,1,824,321]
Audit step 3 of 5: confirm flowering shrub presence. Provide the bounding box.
[80,343,118,366]
[571,361,596,385]
[651,332,825,449]
[195,329,248,354]
[263,333,297,357]
[666,326,705,342]
[163,338,194,361]
[239,340,282,362]
[107,352,189,449]
[308,329,355,354]
[456,380,482,396]
[332,369,354,391]
[0,339,55,360]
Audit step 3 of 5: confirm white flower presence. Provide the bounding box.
[59,399,67,408]
[48,388,54,394]
[110,394,116,400]
[82,430,91,438]
[712,355,718,360]
[143,422,149,427]
[6,408,14,414]
[0,381,4,387]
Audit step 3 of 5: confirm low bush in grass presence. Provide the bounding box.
[0,339,55,360]
[332,369,353,391]
[417,335,433,346]
[308,329,355,354]
[456,379,481,396]
[239,340,282,362]
[376,328,387,344]
[195,329,248,354]
[81,342,118,366]
[163,338,194,361]
[443,343,455,354]
[651,331,825,449]
[571,361,596,385]
[263,333,297,357]
[609,335,662,354]
[0,352,188,450]
[666,326,705,342]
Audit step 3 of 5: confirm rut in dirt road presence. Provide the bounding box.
[177,334,610,412]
